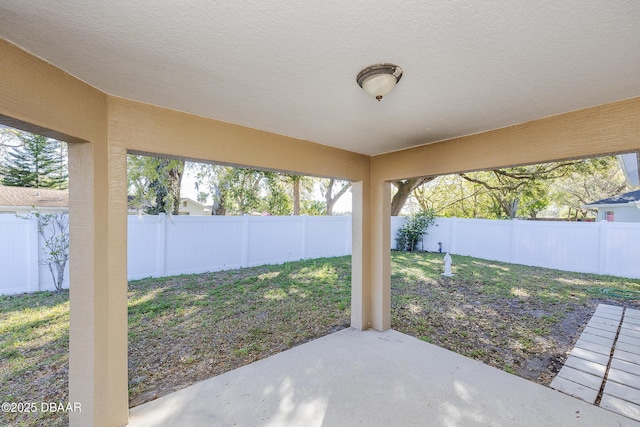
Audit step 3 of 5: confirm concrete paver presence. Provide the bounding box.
[601,395,640,421]
[570,346,610,365]
[578,333,615,347]
[575,339,615,356]
[608,368,640,387]
[582,326,617,340]
[614,349,640,365]
[555,365,605,390]
[551,304,640,423]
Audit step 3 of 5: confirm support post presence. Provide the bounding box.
[350,180,371,330]
[370,180,391,331]
[68,143,129,427]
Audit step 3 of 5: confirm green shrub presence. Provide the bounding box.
[395,209,437,251]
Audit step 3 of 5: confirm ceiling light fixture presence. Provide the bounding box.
[356,63,403,101]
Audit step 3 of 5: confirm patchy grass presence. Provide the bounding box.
[0,291,69,427]
[391,252,640,384]
[3,252,640,426]
[126,257,351,406]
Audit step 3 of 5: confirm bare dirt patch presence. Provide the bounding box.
[391,252,640,385]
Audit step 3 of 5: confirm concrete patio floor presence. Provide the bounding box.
[128,328,638,426]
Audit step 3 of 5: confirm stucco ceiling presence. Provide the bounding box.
[1,1,640,155]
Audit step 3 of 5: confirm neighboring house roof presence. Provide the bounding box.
[584,189,640,208]
[618,153,640,187]
[0,185,68,208]
[179,197,211,215]
[180,197,207,207]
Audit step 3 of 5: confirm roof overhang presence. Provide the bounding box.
[583,201,640,210]
[617,153,640,187]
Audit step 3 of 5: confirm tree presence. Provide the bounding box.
[390,177,433,215]
[458,162,577,218]
[300,200,326,215]
[413,174,494,218]
[19,211,70,292]
[281,174,315,215]
[0,130,67,189]
[322,179,351,216]
[128,155,184,215]
[411,156,627,220]
[283,174,302,215]
[0,127,21,157]
[549,157,629,219]
[192,163,294,215]
[262,171,292,215]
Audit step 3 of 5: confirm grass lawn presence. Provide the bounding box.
[2,252,640,426]
[391,252,640,383]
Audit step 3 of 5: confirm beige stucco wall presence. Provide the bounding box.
[3,37,640,427]
[372,96,640,182]
[107,96,369,180]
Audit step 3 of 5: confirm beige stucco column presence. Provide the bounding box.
[350,181,370,330]
[369,179,391,331]
[68,142,129,426]
[351,177,391,331]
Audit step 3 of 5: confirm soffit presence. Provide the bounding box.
[1,1,639,155]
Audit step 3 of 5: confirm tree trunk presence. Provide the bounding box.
[211,189,227,215]
[169,164,183,215]
[390,177,433,216]
[293,177,300,215]
[325,180,334,216]
[324,179,351,216]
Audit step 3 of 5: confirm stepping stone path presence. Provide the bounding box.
[551,304,640,422]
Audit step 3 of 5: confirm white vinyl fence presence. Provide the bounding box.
[0,215,69,294]
[391,217,640,279]
[2,214,639,295]
[127,214,352,280]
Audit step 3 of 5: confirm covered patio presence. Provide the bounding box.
[1,2,640,426]
[128,328,631,426]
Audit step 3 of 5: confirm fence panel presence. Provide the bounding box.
[421,218,452,253]
[305,216,351,259]
[164,215,246,276]
[127,215,164,279]
[513,221,601,273]
[448,218,512,261]
[246,216,305,267]
[0,216,38,294]
[604,223,640,278]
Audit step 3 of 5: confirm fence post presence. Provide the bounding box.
[598,220,608,275]
[28,216,40,292]
[156,213,167,277]
[301,215,308,260]
[241,214,250,267]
